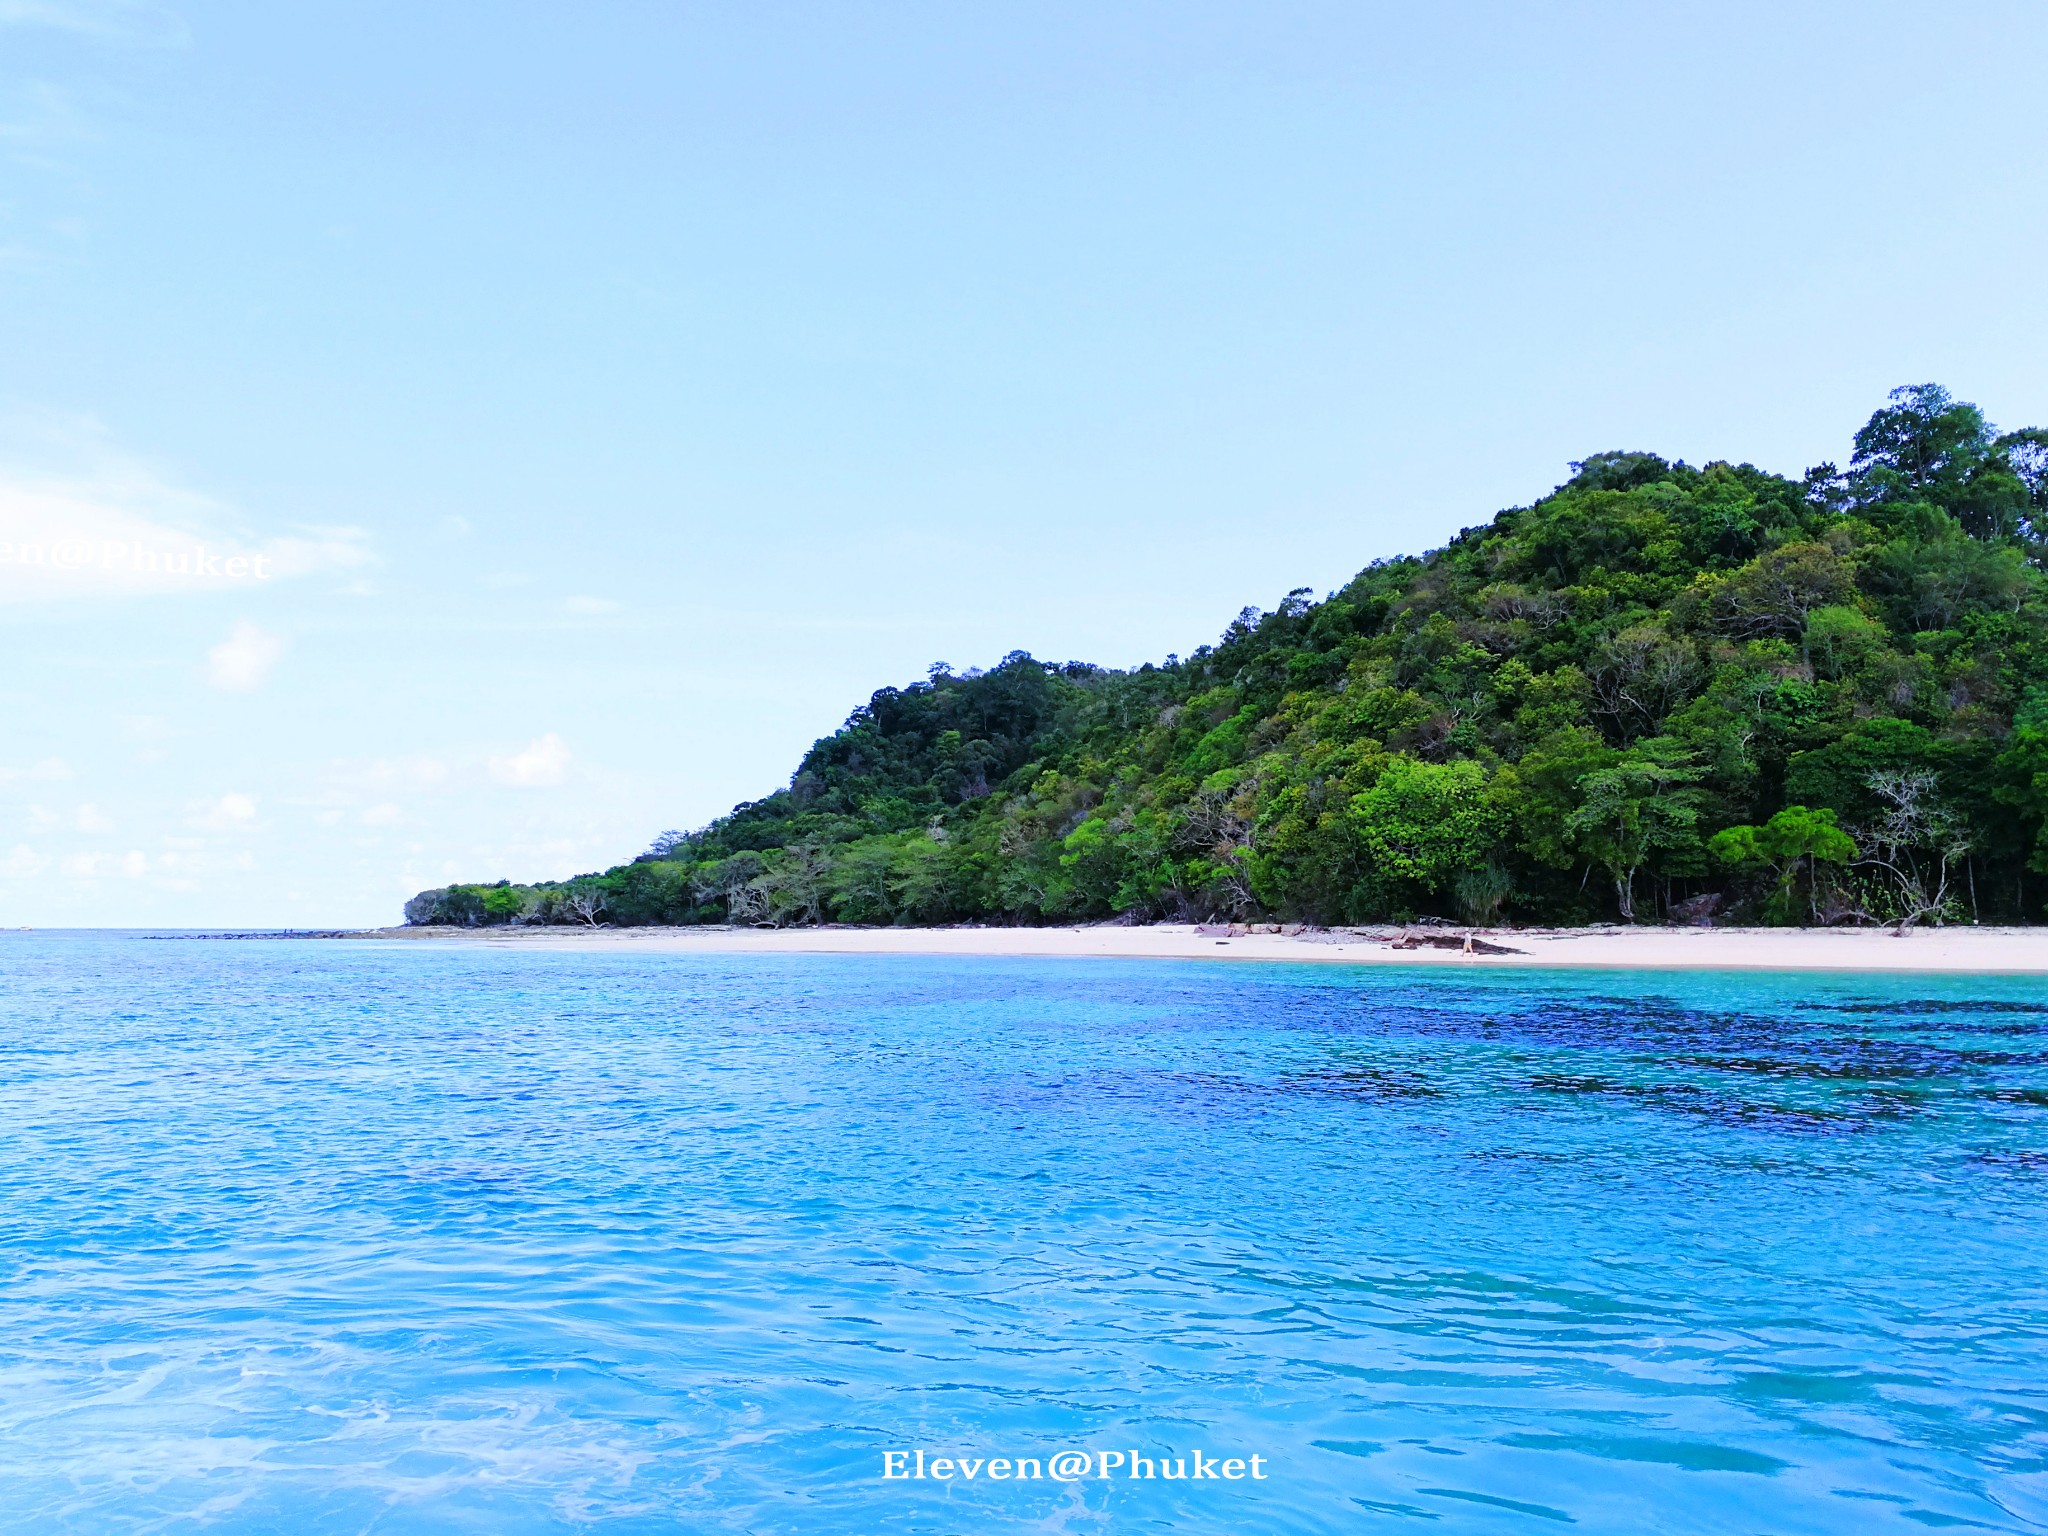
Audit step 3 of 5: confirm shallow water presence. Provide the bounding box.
[1,936,2044,1533]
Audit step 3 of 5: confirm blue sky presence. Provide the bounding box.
[2,0,2045,927]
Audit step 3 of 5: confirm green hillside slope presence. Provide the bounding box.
[407,384,2048,929]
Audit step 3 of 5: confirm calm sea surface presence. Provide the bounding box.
[1,935,2044,1534]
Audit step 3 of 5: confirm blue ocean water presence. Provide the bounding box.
[0,936,2044,1534]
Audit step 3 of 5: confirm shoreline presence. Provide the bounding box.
[326,921,2048,973]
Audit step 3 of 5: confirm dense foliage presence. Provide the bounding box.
[408,385,2048,929]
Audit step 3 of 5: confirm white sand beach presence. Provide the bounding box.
[347,922,2048,973]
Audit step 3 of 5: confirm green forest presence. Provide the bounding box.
[407,385,2048,931]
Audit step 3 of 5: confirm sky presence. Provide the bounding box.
[2,0,2045,928]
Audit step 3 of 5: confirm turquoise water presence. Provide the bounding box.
[1,937,2045,1533]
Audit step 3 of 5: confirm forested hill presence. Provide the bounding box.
[407,384,2048,930]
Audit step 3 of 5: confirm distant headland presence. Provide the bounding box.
[408,385,2048,934]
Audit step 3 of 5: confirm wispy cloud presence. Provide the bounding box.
[0,82,91,151]
[489,733,571,788]
[358,756,452,791]
[206,621,285,691]
[189,792,258,831]
[0,411,372,602]
[59,848,148,878]
[0,0,187,47]
[0,756,69,785]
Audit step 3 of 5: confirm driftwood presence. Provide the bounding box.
[1189,922,1523,954]
[1388,931,1523,955]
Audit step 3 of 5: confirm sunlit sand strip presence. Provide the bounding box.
[340,923,2048,973]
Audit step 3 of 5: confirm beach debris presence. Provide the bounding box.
[1387,929,1523,955]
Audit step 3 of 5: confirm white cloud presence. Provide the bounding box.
[0,0,187,46]
[0,81,88,150]
[0,756,69,785]
[489,733,571,788]
[0,844,42,877]
[0,412,371,602]
[75,802,113,834]
[191,792,258,830]
[118,715,172,763]
[60,848,149,879]
[207,622,285,691]
[344,756,450,792]
[297,758,447,830]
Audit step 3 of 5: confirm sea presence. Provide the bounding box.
[0,933,2043,1533]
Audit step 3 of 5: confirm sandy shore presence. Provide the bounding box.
[339,922,2048,973]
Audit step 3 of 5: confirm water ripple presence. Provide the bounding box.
[0,937,2043,1533]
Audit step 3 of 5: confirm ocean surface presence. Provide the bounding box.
[0,935,2044,1534]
